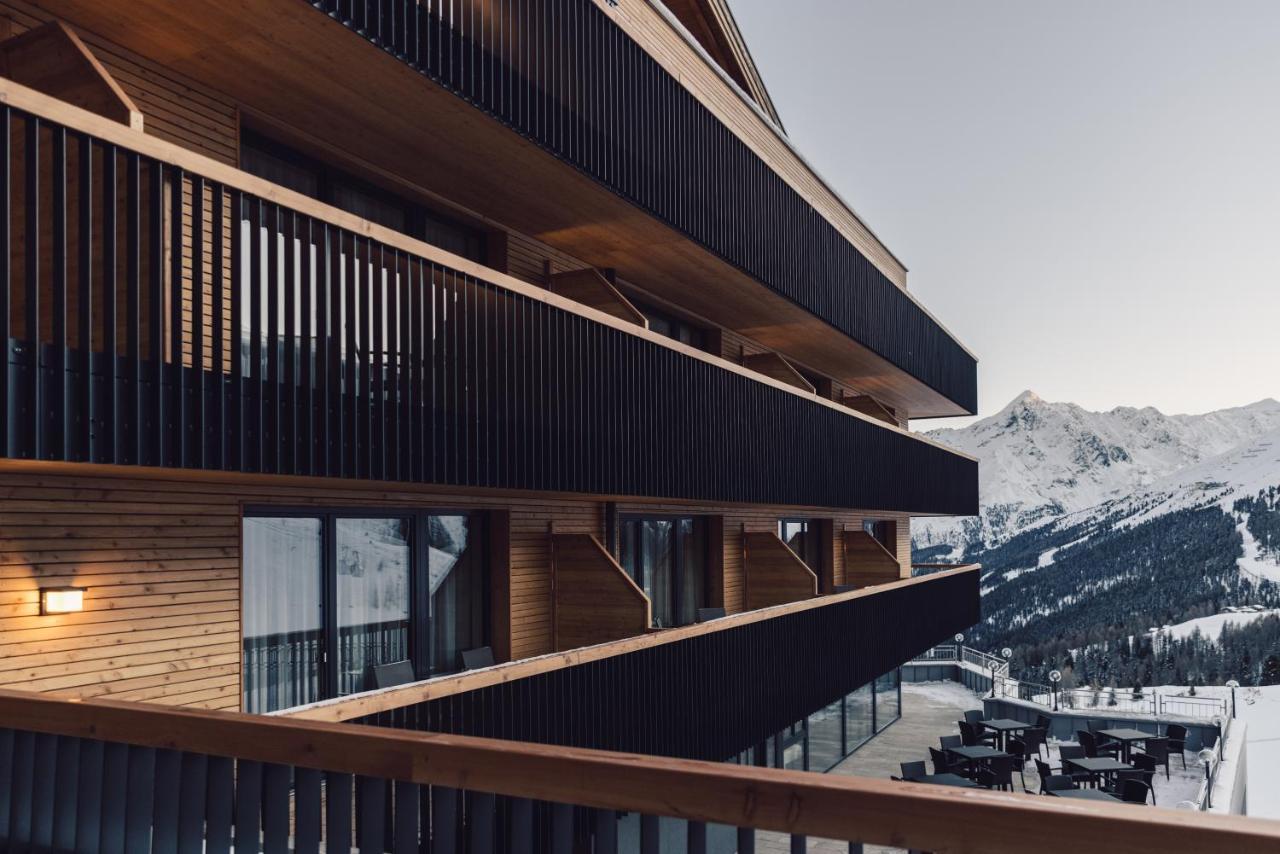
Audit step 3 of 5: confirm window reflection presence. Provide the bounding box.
[336,518,411,697]
[242,517,324,715]
[428,515,486,674]
[618,516,708,628]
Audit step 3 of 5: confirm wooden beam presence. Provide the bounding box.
[844,529,902,587]
[0,20,142,129]
[743,531,817,610]
[549,268,648,328]
[552,533,651,651]
[0,688,1276,854]
[284,566,978,722]
[742,352,815,393]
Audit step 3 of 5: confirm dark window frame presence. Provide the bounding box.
[617,513,711,628]
[778,517,822,574]
[241,505,489,709]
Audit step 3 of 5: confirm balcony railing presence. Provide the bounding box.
[285,568,981,764]
[306,0,978,413]
[0,78,976,514]
[1,687,1278,853]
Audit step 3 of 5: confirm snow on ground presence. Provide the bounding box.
[1149,685,1280,819]
[1037,547,1059,568]
[1162,608,1280,642]
[1236,514,1280,584]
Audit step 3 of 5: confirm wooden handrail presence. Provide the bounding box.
[0,687,1276,853]
[0,74,975,464]
[284,565,980,722]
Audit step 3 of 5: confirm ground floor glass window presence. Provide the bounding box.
[875,668,902,730]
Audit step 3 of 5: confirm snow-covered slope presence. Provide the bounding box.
[914,392,1280,554]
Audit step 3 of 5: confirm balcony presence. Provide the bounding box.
[35,0,977,418]
[0,78,976,515]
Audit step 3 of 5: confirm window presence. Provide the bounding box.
[617,516,708,628]
[844,682,875,752]
[633,299,708,351]
[864,519,895,553]
[874,668,902,731]
[779,518,822,574]
[807,699,844,772]
[240,130,487,263]
[242,509,487,713]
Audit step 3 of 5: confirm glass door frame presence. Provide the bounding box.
[616,513,710,628]
[242,505,487,705]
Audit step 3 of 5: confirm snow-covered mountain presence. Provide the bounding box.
[914,391,1280,555]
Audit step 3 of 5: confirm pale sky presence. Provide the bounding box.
[729,0,1280,426]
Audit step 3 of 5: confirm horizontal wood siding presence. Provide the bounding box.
[0,462,922,708]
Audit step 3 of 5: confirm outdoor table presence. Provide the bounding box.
[1097,728,1151,763]
[1050,788,1124,803]
[947,745,1011,777]
[1062,756,1133,787]
[978,718,1029,752]
[904,773,981,789]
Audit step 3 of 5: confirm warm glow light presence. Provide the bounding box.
[40,587,84,615]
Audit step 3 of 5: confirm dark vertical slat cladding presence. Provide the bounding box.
[294,768,322,854]
[392,780,418,854]
[365,570,975,762]
[355,776,385,854]
[0,105,973,515]
[123,746,156,854]
[148,161,164,467]
[282,210,296,475]
[151,748,180,854]
[431,785,458,854]
[75,135,92,461]
[73,738,104,854]
[101,144,117,462]
[99,741,128,854]
[325,771,353,854]
[169,166,184,467]
[50,128,67,461]
[191,178,205,468]
[0,111,6,457]
[234,760,263,854]
[262,763,291,853]
[311,0,973,410]
[175,753,207,854]
[205,756,234,854]
[29,734,57,850]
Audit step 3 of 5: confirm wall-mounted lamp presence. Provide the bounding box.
[40,586,85,615]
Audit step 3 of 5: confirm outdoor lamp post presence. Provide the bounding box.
[1225,679,1240,719]
[988,657,1001,699]
[1198,748,1216,808]
[1049,669,1062,712]
[1212,715,1226,761]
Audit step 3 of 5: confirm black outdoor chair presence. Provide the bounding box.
[963,710,986,725]
[1129,754,1158,805]
[1117,779,1153,805]
[695,607,726,623]
[930,747,964,776]
[900,761,927,781]
[1165,724,1189,769]
[1035,713,1052,731]
[1005,738,1029,789]
[959,721,998,747]
[1034,759,1055,794]
[1022,726,1049,761]
[1140,737,1172,780]
[982,755,1019,792]
[1077,730,1120,760]
[939,734,963,751]
[460,646,496,671]
[1043,774,1078,793]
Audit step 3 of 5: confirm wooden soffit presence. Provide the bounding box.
[0,20,141,129]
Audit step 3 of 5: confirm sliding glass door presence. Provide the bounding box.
[618,516,708,628]
[242,517,324,714]
[242,509,486,713]
[779,518,822,574]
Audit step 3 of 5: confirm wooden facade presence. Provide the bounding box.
[0,0,975,717]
